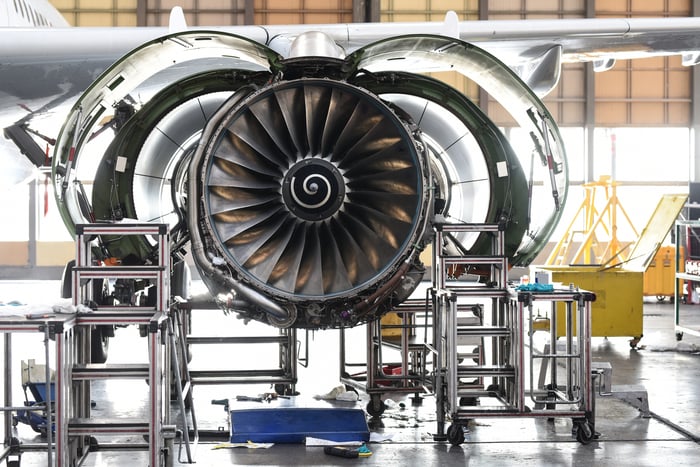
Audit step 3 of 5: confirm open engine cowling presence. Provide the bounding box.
[52,31,567,329]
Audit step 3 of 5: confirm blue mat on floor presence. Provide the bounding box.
[230,407,369,443]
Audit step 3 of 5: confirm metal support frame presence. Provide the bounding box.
[675,219,700,339]
[432,222,510,441]
[176,297,299,439]
[339,295,435,415]
[545,176,639,266]
[0,318,59,466]
[182,299,298,388]
[521,290,595,418]
[51,222,191,466]
[432,222,597,445]
[53,311,169,466]
[168,307,198,462]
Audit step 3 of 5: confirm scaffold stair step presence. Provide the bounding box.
[72,363,149,380]
[457,365,515,378]
[69,418,149,436]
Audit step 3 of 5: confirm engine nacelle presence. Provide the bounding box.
[51,31,567,329]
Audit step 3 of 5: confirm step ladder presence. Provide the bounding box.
[431,222,598,446]
[53,223,196,466]
[432,222,517,441]
[167,299,198,463]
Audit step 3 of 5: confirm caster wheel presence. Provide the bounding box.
[676,332,684,342]
[573,420,594,445]
[446,423,465,446]
[629,337,641,349]
[366,396,386,417]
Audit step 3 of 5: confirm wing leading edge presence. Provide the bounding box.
[3,15,700,67]
[2,12,700,186]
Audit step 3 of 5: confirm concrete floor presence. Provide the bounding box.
[2,280,700,466]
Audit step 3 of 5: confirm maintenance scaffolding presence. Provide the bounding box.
[432,222,597,445]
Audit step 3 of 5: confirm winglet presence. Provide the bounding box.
[443,10,459,39]
[593,57,616,72]
[682,52,700,67]
[169,6,188,34]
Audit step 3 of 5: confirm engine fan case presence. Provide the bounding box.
[190,78,433,327]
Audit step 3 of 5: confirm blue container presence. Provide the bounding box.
[15,382,56,435]
[230,407,369,444]
[28,382,55,403]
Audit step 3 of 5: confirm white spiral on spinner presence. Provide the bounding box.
[290,173,332,209]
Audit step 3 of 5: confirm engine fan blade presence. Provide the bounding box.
[200,79,426,306]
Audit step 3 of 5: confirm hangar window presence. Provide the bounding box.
[0,186,29,241]
[593,128,690,183]
[35,181,72,242]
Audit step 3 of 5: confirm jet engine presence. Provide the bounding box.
[51,31,567,329]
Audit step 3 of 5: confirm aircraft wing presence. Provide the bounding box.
[2,15,700,126]
[3,14,700,184]
[4,15,700,71]
[465,16,700,65]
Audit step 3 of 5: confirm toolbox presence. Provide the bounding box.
[230,407,369,443]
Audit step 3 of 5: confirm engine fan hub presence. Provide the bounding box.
[282,158,345,221]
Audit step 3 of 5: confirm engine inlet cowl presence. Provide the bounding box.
[190,78,432,328]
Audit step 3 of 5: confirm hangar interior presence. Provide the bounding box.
[1,0,700,466]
